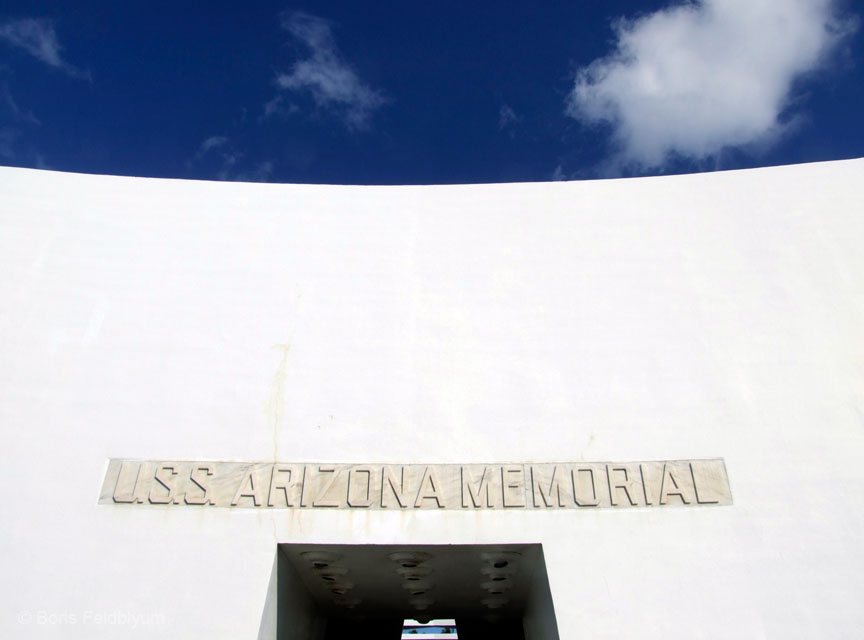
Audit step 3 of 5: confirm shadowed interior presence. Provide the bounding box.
[276,543,558,640]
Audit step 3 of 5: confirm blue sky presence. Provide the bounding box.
[0,1,861,184]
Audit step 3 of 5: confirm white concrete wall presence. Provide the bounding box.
[1,159,863,638]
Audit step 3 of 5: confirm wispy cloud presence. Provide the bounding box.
[190,135,274,183]
[196,135,229,157]
[0,84,41,162]
[270,11,386,131]
[193,134,240,179]
[0,124,48,167]
[550,165,567,181]
[566,0,857,172]
[0,18,90,80]
[2,86,39,125]
[498,104,521,131]
[235,161,275,183]
[0,127,17,159]
[261,95,299,121]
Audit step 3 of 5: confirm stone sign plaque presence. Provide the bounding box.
[99,459,731,509]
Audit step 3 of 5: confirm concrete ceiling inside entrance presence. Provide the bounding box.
[280,543,548,623]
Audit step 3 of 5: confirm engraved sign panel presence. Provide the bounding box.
[99,459,731,510]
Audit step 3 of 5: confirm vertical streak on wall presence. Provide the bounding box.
[267,343,292,461]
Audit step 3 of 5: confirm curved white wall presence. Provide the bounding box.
[1,159,863,638]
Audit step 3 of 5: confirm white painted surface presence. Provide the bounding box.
[1,159,863,638]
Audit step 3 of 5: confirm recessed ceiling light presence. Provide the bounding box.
[481,596,509,609]
[409,596,434,610]
[301,551,343,565]
[388,551,432,567]
[481,580,512,592]
[397,566,432,578]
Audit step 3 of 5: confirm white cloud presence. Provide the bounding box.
[261,95,299,121]
[2,86,40,125]
[191,135,273,182]
[235,161,275,183]
[197,135,229,155]
[0,127,17,159]
[0,18,89,80]
[0,125,48,167]
[566,0,856,171]
[272,11,386,130]
[191,134,239,178]
[498,104,521,131]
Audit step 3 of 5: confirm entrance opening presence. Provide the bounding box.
[275,543,558,640]
[401,618,457,637]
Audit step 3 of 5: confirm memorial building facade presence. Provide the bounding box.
[1,159,863,638]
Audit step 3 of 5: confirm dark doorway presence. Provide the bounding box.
[275,543,558,640]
